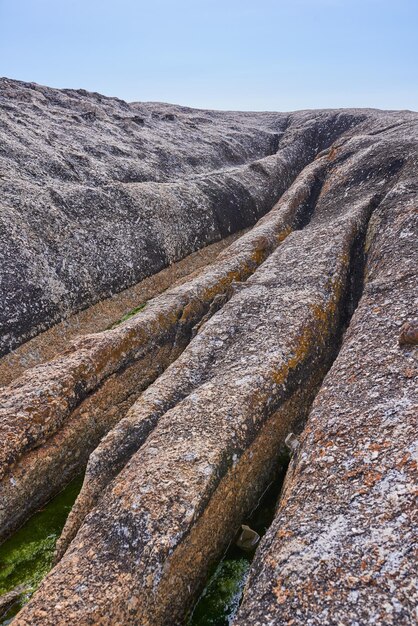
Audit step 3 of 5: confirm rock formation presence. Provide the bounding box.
[0,78,363,357]
[235,143,417,626]
[0,79,416,625]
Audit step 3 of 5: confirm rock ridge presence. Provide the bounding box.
[0,83,416,624]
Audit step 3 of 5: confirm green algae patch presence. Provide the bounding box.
[108,303,147,329]
[0,475,83,624]
[188,462,288,626]
[189,558,250,626]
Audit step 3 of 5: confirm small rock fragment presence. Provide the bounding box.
[236,525,260,552]
[285,432,300,454]
[399,320,418,346]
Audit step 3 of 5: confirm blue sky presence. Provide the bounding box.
[1,0,417,111]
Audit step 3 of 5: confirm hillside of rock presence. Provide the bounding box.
[0,78,367,356]
[0,80,416,625]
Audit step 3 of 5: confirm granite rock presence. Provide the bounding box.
[0,77,364,356]
[14,110,418,624]
[0,80,416,625]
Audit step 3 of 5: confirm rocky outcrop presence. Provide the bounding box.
[12,106,418,625]
[235,141,417,626]
[0,157,326,541]
[0,81,417,625]
[0,78,364,357]
[0,231,244,388]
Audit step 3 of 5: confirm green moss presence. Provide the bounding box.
[0,476,83,624]
[107,303,147,329]
[187,464,288,625]
[188,558,250,626]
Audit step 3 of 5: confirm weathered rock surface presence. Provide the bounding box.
[14,108,418,624]
[0,230,244,388]
[0,156,324,541]
[0,79,417,625]
[235,152,418,626]
[0,77,363,357]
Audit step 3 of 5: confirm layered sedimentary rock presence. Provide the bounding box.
[0,80,417,625]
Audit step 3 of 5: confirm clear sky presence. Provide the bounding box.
[1,0,417,111]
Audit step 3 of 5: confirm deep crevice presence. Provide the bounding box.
[184,193,380,626]
[293,174,325,231]
[186,461,289,626]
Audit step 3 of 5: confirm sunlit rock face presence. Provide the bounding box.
[0,79,417,626]
[0,78,369,356]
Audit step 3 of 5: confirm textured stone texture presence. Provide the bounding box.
[0,80,417,625]
[0,230,244,387]
[15,109,418,624]
[235,140,418,626]
[0,78,363,357]
[0,157,324,541]
[15,193,356,624]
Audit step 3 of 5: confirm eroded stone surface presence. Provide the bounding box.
[0,78,366,357]
[0,158,325,541]
[235,142,418,626]
[0,83,417,624]
[0,230,245,388]
[15,123,414,624]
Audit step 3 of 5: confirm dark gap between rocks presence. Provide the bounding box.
[293,175,325,231]
[186,459,290,626]
[340,199,380,331]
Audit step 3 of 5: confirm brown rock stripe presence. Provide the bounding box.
[0,231,245,388]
